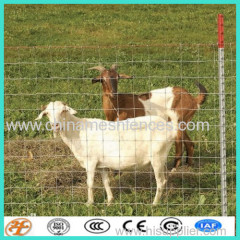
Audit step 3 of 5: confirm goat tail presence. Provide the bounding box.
[195,82,207,105]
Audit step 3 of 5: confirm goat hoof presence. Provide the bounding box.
[152,202,159,206]
[107,198,114,206]
[171,168,176,173]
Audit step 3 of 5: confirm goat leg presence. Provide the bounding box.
[184,131,194,167]
[101,169,114,205]
[173,131,184,170]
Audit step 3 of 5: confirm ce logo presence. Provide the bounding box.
[123,220,146,233]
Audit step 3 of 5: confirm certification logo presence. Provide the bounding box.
[84,219,110,234]
[5,218,32,236]
[160,217,182,235]
[123,220,147,233]
[195,219,222,232]
[47,218,70,236]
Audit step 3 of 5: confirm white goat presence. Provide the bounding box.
[36,101,178,205]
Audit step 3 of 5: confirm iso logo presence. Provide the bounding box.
[47,218,70,236]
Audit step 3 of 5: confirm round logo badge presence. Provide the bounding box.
[84,219,110,234]
[5,218,32,236]
[160,217,182,235]
[47,218,70,236]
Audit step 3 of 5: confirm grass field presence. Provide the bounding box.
[4,4,236,216]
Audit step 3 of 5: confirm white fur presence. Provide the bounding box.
[139,87,175,120]
[36,101,178,205]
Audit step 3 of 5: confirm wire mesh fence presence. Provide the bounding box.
[4,43,236,216]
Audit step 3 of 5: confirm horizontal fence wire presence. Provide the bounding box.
[4,43,236,217]
[3,42,236,49]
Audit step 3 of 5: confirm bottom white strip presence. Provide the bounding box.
[4,216,235,236]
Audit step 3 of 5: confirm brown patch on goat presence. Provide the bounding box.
[139,92,152,101]
[103,94,145,121]
[171,85,207,168]
[172,87,198,122]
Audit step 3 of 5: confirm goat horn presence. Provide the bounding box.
[110,64,118,70]
[88,66,106,72]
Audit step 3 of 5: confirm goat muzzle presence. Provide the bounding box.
[51,123,61,132]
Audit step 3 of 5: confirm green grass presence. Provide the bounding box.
[4,4,236,216]
[4,5,236,46]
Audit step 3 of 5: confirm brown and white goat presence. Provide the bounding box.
[89,64,207,169]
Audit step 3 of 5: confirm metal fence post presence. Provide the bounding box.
[218,13,227,216]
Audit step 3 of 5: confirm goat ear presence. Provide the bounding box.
[69,107,77,115]
[92,76,103,84]
[119,74,134,79]
[62,106,77,115]
[35,110,46,120]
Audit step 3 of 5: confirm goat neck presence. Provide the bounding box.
[102,92,119,121]
[59,111,85,140]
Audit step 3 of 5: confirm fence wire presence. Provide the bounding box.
[4,43,236,216]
